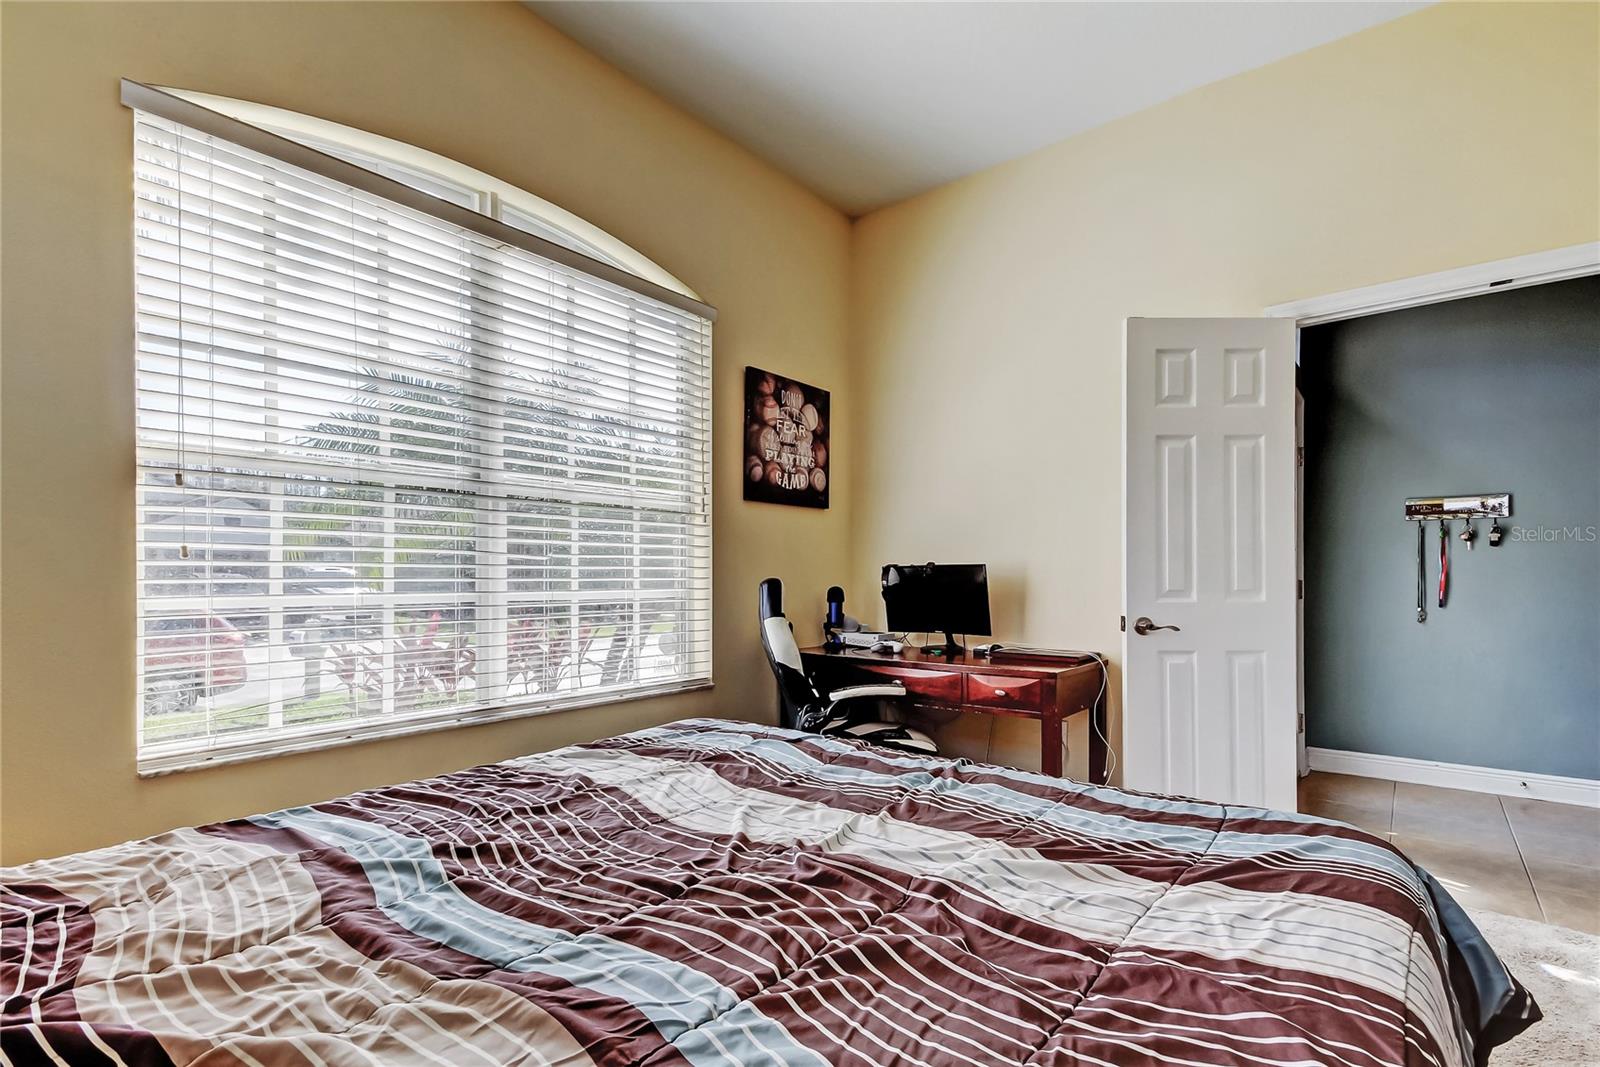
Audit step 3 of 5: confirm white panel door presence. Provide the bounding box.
[1123,318,1298,810]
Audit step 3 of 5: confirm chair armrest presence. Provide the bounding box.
[827,683,907,703]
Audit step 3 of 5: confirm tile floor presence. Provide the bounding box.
[1298,772,1600,933]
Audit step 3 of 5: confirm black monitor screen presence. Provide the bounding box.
[881,563,992,637]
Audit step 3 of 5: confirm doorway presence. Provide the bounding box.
[1271,244,1600,807]
[1119,245,1597,812]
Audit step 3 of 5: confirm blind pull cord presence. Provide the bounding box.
[176,129,189,562]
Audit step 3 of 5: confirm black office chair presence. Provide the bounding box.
[758,578,936,756]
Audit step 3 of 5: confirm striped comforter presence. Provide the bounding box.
[2,718,1536,1067]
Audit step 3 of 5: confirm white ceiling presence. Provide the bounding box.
[528,1,1427,215]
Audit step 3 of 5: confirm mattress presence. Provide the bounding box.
[2,718,1537,1066]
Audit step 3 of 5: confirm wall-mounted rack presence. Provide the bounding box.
[1403,493,1511,521]
[1405,493,1511,623]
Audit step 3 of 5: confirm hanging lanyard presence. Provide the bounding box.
[1437,519,1450,609]
[1416,522,1427,623]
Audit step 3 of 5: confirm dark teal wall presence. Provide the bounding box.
[1302,277,1599,780]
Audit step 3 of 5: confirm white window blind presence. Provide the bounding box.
[131,104,713,773]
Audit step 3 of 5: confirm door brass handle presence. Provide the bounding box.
[1132,616,1181,636]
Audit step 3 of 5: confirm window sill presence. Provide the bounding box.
[135,678,715,778]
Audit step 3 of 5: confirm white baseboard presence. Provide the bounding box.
[1307,748,1600,809]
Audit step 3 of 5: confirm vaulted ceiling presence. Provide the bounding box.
[529,2,1429,215]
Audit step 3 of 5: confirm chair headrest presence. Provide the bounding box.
[759,577,783,622]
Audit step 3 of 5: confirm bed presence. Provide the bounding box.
[2,718,1537,1066]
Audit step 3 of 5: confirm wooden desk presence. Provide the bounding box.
[800,646,1108,783]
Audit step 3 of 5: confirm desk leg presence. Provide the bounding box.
[1041,712,1063,778]
[1088,689,1107,785]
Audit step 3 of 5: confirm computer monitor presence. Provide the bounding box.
[881,563,991,655]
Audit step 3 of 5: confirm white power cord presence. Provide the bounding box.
[1058,651,1116,783]
[1086,651,1116,782]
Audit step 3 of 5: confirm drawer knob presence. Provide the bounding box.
[994,689,1007,698]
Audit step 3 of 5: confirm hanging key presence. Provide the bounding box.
[1489,519,1504,547]
[1459,517,1476,551]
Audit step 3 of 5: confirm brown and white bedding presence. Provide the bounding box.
[2,718,1537,1066]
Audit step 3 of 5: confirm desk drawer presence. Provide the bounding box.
[965,672,1044,711]
[857,665,963,706]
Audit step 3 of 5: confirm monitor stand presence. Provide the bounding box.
[919,632,962,658]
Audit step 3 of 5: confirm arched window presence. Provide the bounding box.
[125,83,714,773]
[165,88,700,299]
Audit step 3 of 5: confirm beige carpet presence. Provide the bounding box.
[1470,909,1599,1066]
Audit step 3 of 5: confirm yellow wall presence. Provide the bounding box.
[847,1,1600,776]
[5,1,1597,863]
[0,1,852,864]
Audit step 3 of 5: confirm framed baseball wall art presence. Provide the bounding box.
[743,367,829,508]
